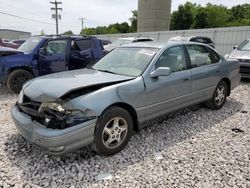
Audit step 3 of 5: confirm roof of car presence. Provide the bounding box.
[121,41,212,49]
[33,35,96,40]
[169,36,213,41]
[118,37,153,41]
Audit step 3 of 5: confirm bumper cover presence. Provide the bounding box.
[239,62,250,78]
[0,74,8,85]
[11,105,97,154]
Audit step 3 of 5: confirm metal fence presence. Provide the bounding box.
[94,26,250,55]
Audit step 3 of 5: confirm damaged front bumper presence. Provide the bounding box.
[11,105,97,154]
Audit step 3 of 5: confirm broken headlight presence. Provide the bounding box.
[39,102,95,129]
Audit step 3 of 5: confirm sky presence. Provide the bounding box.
[0,0,249,35]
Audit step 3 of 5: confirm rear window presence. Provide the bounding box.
[75,39,92,51]
[133,39,153,43]
[238,40,250,51]
[191,37,212,44]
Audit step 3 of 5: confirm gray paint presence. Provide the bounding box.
[138,0,171,32]
[11,42,241,154]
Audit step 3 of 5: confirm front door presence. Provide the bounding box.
[38,39,68,75]
[143,45,192,121]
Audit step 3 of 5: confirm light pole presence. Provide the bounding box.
[50,0,62,35]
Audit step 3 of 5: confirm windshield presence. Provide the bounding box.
[238,40,250,51]
[93,47,159,77]
[18,37,42,53]
[113,39,132,45]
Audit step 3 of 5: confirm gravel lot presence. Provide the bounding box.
[0,81,249,188]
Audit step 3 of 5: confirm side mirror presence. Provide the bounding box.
[150,67,171,78]
[233,46,238,50]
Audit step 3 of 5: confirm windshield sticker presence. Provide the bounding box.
[139,49,156,56]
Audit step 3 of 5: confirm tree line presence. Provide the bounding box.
[61,2,250,36]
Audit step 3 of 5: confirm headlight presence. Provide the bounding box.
[18,90,24,104]
[39,102,96,129]
[40,102,65,112]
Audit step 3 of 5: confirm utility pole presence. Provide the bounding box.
[79,17,86,32]
[50,0,62,35]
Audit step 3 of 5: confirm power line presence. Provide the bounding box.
[0,11,80,28]
[0,11,55,26]
[50,0,62,35]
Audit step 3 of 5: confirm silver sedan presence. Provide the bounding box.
[11,42,240,155]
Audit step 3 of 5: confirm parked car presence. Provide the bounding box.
[0,35,106,93]
[101,39,112,46]
[12,39,26,47]
[0,38,19,49]
[3,41,19,49]
[11,41,240,155]
[2,39,10,43]
[169,36,215,48]
[226,39,250,78]
[104,37,153,51]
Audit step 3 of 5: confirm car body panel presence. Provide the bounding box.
[0,36,106,86]
[104,37,154,52]
[12,41,240,154]
[228,39,250,78]
[11,105,96,154]
[22,68,134,102]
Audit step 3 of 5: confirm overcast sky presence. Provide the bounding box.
[0,0,249,35]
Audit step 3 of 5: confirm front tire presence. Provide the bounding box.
[7,69,33,94]
[206,80,228,110]
[93,107,133,156]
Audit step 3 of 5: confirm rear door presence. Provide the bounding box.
[38,39,69,75]
[68,39,93,70]
[185,44,221,102]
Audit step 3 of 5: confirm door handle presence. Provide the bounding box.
[216,70,220,73]
[184,78,190,81]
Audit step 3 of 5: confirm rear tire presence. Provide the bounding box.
[93,107,133,156]
[205,80,228,110]
[7,69,33,94]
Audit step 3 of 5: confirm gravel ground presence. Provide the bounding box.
[0,82,249,188]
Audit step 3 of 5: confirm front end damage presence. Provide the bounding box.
[17,92,97,130]
[12,92,98,154]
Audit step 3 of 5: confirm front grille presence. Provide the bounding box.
[18,95,41,118]
[240,66,250,74]
[238,59,250,63]
[22,95,41,111]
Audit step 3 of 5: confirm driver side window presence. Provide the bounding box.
[155,46,187,72]
[44,40,67,54]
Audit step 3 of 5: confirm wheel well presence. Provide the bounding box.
[221,78,231,96]
[8,66,34,76]
[109,102,139,133]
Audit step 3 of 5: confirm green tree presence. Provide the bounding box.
[129,10,138,32]
[61,30,74,35]
[170,2,196,30]
[205,3,229,28]
[193,7,209,29]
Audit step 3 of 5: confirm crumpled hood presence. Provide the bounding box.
[0,46,23,52]
[229,50,250,60]
[0,46,24,57]
[23,68,134,102]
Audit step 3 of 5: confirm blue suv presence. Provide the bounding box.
[0,36,106,93]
